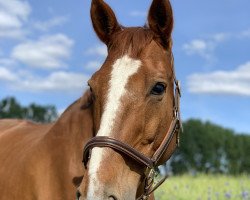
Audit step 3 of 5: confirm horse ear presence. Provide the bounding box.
[91,0,121,44]
[147,0,174,49]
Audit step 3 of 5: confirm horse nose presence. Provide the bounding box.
[108,195,118,200]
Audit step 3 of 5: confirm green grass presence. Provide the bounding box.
[155,174,250,200]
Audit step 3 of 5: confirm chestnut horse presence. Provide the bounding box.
[0,0,181,199]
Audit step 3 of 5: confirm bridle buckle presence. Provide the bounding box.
[137,167,168,200]
[144,168,155,190]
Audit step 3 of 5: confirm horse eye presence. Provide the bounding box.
[151,83,166,95]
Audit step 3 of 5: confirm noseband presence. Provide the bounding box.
[82,57,182,200]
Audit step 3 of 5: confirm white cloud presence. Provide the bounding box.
[33,16,69,32]
[183,30,250,61]
[0,12,22,28]
[85,45,107,57]
[12,34,74,70]
[0,0,31,39]
[187,62,250,96]
[0,67,17,81]
[183,40,207,52]
[210,29,250,40]
[0,66,89,93]
[0,29,27,39]
[182,39,214,60]
[211,32,231,42]
[0,0,31,21]
[0,0,89,95]
[129,11,146,17]
[240,29,250,38]
[17,71,88,92]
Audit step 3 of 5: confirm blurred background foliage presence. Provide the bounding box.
[0,97,58,123]
[0,97,249,175]
[170,119,250,175]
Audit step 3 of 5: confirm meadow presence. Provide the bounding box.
[155,174,250,200]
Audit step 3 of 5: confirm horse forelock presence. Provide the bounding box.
[109,27,155,57]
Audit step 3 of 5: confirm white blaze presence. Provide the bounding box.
[86,55,141,199]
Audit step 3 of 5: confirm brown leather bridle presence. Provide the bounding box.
[82,56,182,200]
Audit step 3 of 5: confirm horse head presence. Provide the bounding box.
[78,0,181,199]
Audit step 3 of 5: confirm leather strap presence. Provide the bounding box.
[83,136,154,169]
[151,118,180,164]
[83,118,180,169]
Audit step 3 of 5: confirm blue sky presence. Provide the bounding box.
[0,0,249,134]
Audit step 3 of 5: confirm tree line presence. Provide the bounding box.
[0,97,57,123]
[170,119,250,175]
[1,97,249,174]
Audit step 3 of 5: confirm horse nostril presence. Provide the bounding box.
[76,190,81,200]
[108,195,118,200]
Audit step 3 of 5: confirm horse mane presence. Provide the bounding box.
[109,27,155,57]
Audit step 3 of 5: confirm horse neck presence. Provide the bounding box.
[45,97,94,156]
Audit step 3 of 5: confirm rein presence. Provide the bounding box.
[82,55,182,200]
